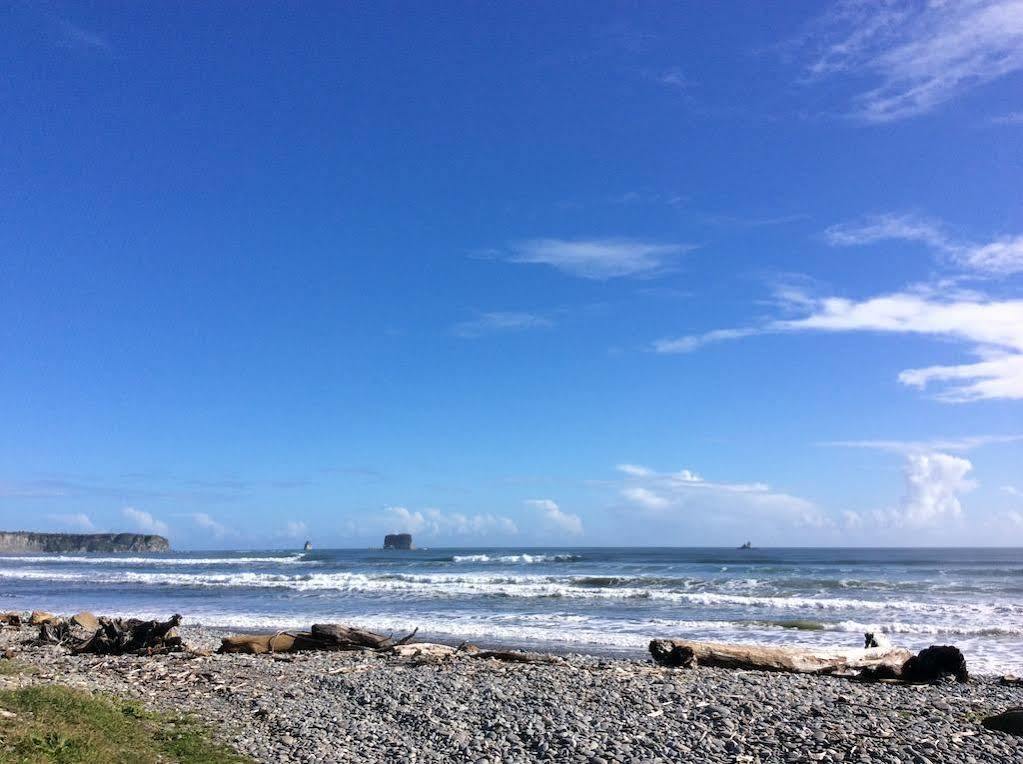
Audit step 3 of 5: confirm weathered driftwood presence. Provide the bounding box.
[649,637,969,684]
[983,708,1023,736]
[38,612,184,655]
[29,611,59,626]
[217,624,419,655]
[0,613,21,628]
[649,639,912,675]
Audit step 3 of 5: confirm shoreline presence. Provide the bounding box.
[2,620,1021,762]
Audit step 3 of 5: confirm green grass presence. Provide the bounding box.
[0,685,252,763]
[0,661,36,678]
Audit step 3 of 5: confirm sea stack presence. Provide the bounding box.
[383,533,413,550]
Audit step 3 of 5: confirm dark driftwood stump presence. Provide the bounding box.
[38,613,183,656]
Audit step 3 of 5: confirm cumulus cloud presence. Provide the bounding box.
[47,513,95,531]
[525,499,584,535]
[384,506,518,537]
[654,285,1023,401]
[452,311,553,338]
[841,450,976,530]
[825,213,1023,275]
[797,1,1023,122]
[900,452,975,526]
[508,238,694,279]
[122,507,169,535]
[613,464,827,528]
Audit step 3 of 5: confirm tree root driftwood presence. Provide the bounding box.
[649,634,968,684]
[37,612,184,656]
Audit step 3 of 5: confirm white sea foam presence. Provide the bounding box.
[451,554,581,563]
[0,554,309,566]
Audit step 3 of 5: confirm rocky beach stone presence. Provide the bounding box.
[1,622,1021,763]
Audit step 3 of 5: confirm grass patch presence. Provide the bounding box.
[0,684,252,763]
[0,661,35,677]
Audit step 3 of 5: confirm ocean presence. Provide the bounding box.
[2,546,1020,674]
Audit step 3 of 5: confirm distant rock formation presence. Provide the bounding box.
[0,532,170,553]
[383,533,413,550]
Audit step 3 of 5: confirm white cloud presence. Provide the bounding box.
[615,463,654,477]
[825,435,1023,453]
[122,507,169,535]
[655,286,1023,401]
[656,67,689,88]
[47,513,94,531]
[283,520,308,539]
[620,486,670,510]
[452,311,553,338]
[825,213,1023,275]
[828,451,976,531]
[384,506,518,537]
[614,464,827,528]
[652,327,761,354]
[1003,485,1023,497]
[800,1,1023,122]
[509,238,694,279]
[991,111,1023,124]
[900,452,975,526]
[191,513,234,539]
[525,499,584,535]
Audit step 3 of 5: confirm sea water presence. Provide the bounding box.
[1,546,1020,674]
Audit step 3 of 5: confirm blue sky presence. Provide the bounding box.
[2,1,1022,548]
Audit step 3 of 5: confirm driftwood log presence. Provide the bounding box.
[649,638,912,675]
[37,612,184,655]
[218,624,419,655]
[649,636,968,683]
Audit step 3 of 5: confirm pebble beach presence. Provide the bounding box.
[2,623,1021,764]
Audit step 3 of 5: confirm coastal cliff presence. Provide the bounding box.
[0,532,170,553]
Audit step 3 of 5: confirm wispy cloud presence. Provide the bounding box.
[452,311,553,339]
[122,507,169,535]
[613,464,827,527]
[990,111,1023,124]
[508,238,695,280]
[384,506,518,537]
[525,499,583,535]
[652,67,690,89]
[654,285,1023,401]
[56,19,110,53]
[825,435,1023,453]
[191,513,235,539]
[797,0,1023,122]
[825,213,1023,275]
[47,513,95,531]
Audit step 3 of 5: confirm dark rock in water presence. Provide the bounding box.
[383,533,413,550]
[982,709,1023,736]
[0,531,170,553]
[899,645,969,683]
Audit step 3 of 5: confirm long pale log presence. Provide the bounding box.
[649,639,912,675]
